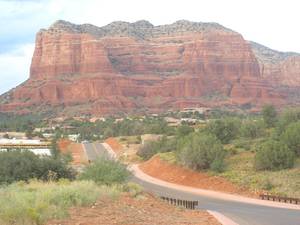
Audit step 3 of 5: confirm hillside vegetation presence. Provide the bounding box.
[0,180,121,225]
[0,150,132,225]
[137,105,300,197]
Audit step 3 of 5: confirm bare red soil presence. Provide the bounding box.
[105,137,123,155]
[47,193,220,225]
[58,139,88,165]
[57,139,72,152]
[140,155,254,197]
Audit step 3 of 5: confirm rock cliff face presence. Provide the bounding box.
[250,42,300,87]
[250,42,300,104]
[1,20,298,115]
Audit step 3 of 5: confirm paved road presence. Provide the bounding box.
[89,143,300,225]
[82,142,110,161]
[132,175,300,225]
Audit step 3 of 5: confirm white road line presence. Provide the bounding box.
[101,143,117,160]
[91,143,99,157]
[208,210,239,225]
[81,143,89,161]
[129,164,300,210]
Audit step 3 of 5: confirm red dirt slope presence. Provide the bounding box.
[140,155,254,197]
[105,137,123,155]
[48,193,220,225]
[58,139,88,165]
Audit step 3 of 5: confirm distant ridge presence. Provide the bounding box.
[250,41,300,64]
[45,19,235,39]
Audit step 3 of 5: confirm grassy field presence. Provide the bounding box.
[157,150,300,198]
[0,180,121,225]
[220,151,300,198]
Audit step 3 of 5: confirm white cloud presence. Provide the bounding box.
[0,44,34,94]
[0,0,299,94]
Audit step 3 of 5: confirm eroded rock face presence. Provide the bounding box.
[1,20,297,115]
[250,41,300,87]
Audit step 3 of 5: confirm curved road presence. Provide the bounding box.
[85,143,300,225]
[131,167,300,225]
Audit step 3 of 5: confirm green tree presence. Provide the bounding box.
[0,151,75,184]
[276,108,300,135]
[79,158,130,185]
[206,118,240,144]
[240,120,265,139]
[262,104,277,128]
[137,136,176,160]
[254,140,295,171]
[176,125,194,137]
[280,121,300,156]
[178,133,225,172]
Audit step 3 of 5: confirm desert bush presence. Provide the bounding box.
[275,107,300,135]
[206,118,241,144]
[254,140,295,171]
[210,157,225,173]
[176,125,194,137]
[240,120,265,139]
[0,180,120,225]
[137,136,176,160]
[137,141,158,160]
[0,151,75,184]
[259,179,274,191]
[79,158,130,185]
[233,138,252,151]
[123,182,143,197]
[177,133,225,172]
[280,121,300,156]
[262,104,277,128]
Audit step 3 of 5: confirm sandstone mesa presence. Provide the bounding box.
[1,20,299,115]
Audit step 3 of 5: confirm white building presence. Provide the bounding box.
[0,138,51,156]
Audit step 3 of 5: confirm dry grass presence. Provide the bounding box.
[220,151,300,197]
[0,180,121,225]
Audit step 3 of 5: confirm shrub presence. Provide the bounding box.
[210,158,225,173]
[280,121,300,156]
[233,138,252,151]
[254,140,295,171]
[79,159,130,185]
[262,104,277,128]
[137,136,176,160]
[275,108,300,135]
[240,120,265,139]
[0,151,75,184]
[0,180,120,225]
[176,125,194,137]
[178,133,225,172]
[137,141,158,160]
[206,118,241,144]
[260,179,274,191]
[123,182,143,197]
[35,157,76,181]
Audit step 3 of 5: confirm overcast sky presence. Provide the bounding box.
[0,0,299,94]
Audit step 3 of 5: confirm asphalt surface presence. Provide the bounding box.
[132,176,300,225]
[83,142,110,161]
[86,142,300,225]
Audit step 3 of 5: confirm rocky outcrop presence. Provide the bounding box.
[1,20,297,116]
[250,41,300,104]
[250,41,300,87]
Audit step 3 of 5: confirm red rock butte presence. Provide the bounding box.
[1,20,299,115]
